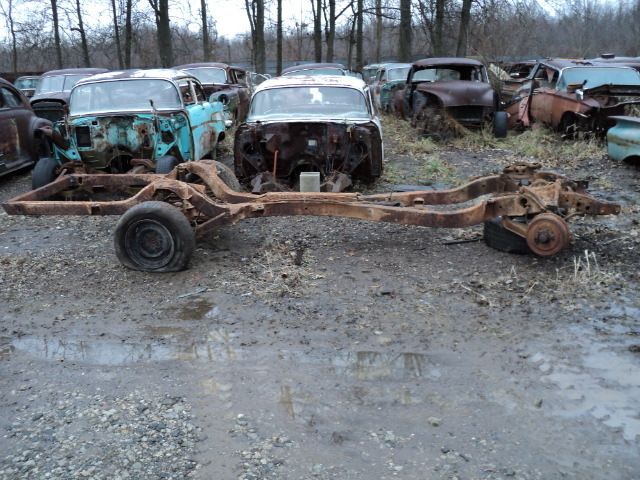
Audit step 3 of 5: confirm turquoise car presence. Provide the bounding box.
[33,69,227,189]
[370,63,411,112]
[607,116,640,162]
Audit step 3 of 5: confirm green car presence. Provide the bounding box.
[370,63,411,112]
[33,69,227,189]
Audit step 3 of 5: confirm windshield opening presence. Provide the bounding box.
[182,67,227,84]
[387,67,410,82]
[412,66,486,82]
[558,67,640,90]
[248,86,369,120]
[69,79,182,116]
[36,75,91,94]
[16,78,39,89]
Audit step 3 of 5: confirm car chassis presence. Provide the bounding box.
[2,161,620,271]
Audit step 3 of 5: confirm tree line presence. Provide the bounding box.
[1,0,639,76]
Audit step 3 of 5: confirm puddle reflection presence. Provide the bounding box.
[10,330,238,366]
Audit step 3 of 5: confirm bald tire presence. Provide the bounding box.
[114,201,195,272]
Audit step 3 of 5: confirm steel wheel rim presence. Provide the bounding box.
[124,219,175,269]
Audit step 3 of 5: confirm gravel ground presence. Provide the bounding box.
[1,119,639,479]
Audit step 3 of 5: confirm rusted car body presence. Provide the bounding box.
[30,68,109,124]
[234,76,383,193]
[32,69,226,189]
[2,161,620,271]
[0,78,52,177]
[173,63,250,123]
[281,63,348,77]
[14,76,40,98]
[499,60,536,102]
[505,59,640,135]
[607,116,640,162]
[370,63,411,112]
[394,58,504,137]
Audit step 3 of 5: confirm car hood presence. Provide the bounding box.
[415,80,495,107]
[30,91,70,104]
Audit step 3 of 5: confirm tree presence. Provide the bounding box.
[398,0,411,61]
[200,0,210,61]
[0,0,18,72]
[71,0,91,66]
[148,0,173,67]
[276,0,283,74]
[355,0,363,70]
[312,0,322,62]
[110,0,124,68]
[244,0,265,72]
[375,0,382,62]
[51,0,62,68]
[124,0,133,68]
[456,0,472,56]
[433,0,445,55]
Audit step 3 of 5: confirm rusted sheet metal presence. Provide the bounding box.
[3,162,620,244]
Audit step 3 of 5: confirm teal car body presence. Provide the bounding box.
[49,69,226,174]
[370,63,411,112]
[607,116,640,162]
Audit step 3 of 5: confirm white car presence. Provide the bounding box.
[233,75,383,192]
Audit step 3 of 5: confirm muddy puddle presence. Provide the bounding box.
[531,314,640,442]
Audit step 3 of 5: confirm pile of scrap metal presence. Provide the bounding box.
[503,58,640,136]
[2,161,620,272]
[233,75,383,193]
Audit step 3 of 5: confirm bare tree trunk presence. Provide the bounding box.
[124,0,133,68]
[51,0,63,68]
[244,0,256,68]
[434,0,445,55]
[455,0,472,56]
[347,8,356,70]
[325,0,335,62]
[111,0,124,68]
[276,0,283,74]
[255,0,265,73]
[149,0,173,67]
[74,0,91,66]
[312,0,322,62]
[201,0,210,61]
[355,0,363,69]
[375,0,382,62]
[398,0,411,61]
[0,0,19,72]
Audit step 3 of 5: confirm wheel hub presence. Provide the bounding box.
[526,213,570,256]
[125,219,175,268]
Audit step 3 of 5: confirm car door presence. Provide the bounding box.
[0,86,34,174]
[528,65,560,126]
[183,80,221,160]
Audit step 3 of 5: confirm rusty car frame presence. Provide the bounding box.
[394,58,507,138]
[0,77,52,177]
[32,69,227,190]
[2,161,620,272]
[505,59,640,136]
[234,75,383,193]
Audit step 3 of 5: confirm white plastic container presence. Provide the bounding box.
[299,172,321,192]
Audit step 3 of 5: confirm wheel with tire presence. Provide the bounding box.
[493,111,508,138]
[155,155,180,174]
[213,160,241,191]
[32,157,61,190]
[484,217,530,254]
[114,201,195,272]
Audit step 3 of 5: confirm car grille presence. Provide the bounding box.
[75,126,92,148]
[447,106,487,125]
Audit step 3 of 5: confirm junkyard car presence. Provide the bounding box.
[362,63,385,85]
[174,62,250,123]
[14,75,41,98]
[0,77,52,177]
[394,58,507,138]
[370,62,411,112]
[607,116,640,162]
[498,60,536,102]
[281,63,348,77]
[505,59,640,136]
[32,69,227,189]
[30,68,109,124]
[234,75,383,192]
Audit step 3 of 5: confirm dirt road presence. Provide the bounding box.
[1,119,639,479]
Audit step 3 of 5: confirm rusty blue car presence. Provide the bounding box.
[33,69,227,189]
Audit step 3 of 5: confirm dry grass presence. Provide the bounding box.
[453,125,605,168]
